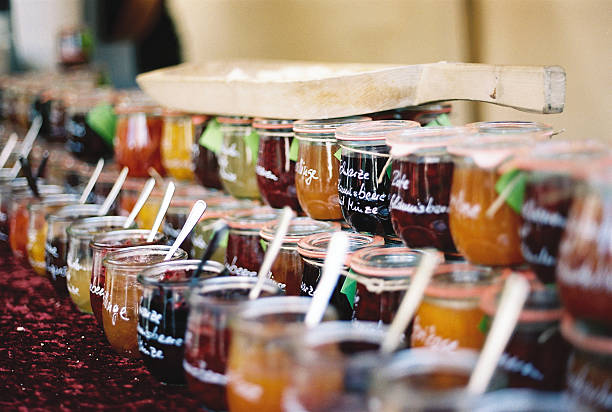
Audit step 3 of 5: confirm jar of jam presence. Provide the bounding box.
[90,229,167,328]
[253,118,301,210]
[225,209,278,277]
[561,314,612,411]
[412,263,497,351]
[284,320,390,412]
[387,127,475,254]
[481,277,570,391]
[137,259,224,384]
[297,231,384,320]
[217,116,260,199]
[259,217,340,295]
[192,115,223,190]
[349,247,426,335]
[41,87,68,143]
[26,194,80,276]
[66,216,133,313]
[335,120,419,235]
[45,204,100,297]
[161,110,196,181]
[114,95,165,177]
[293,116,371,220]
[557,167,612,326]
[184,276,283,410]
[64,89,115,164]
[368,103,452,125]
[448,136,541,266]
[162,197,205,259]
[102,245,187,358]
[226,296,336,412]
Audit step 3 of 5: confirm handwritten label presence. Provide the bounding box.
[411,315,459,351]
[103,297,129,326]
[520,242,556,267]
[225,256,257,277]
[296,158,319,185]
[391,170,410,190]
[557,260,612,292]
[498,353,544,381]
[138,337,164,359]
[255,165,279,181]
[389,194,448,215]
[45,241,58,258]
[567,365,612,410]
[139,306,162,324]
[521,199,566,228]
[47,263,67,280]
[137,324,183,347]
[300,281,314,297]
[450,190,481,219]
[89,283,104,297]
[218,143,240,182]
[184,360,228,386]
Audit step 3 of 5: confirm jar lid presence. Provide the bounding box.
[252,118,295,129]
[226,209,279,230]
[335,120,419,145]
[349,246,426,278]
[447,135,537,169]
[298,231,385,263]
[561,314,612,356]
[468,121,554,137]
[260,217,340,245]
[293,116,371,135]
[217,116,252,125]
[425,263,500,299]
[387,126,476,157]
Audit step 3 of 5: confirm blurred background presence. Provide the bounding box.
[3,0,611,140]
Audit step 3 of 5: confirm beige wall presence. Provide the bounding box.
[168,0,611,140]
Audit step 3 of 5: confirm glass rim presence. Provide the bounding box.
[336,120,420,144]
[91,229,167,251]
[66,215,130,239]
[102,245,187,269]
[47,204,100,222]
[293,116,371,135]
[226,209,279,230]
[297,231,385,262]
[349,246,425,278]
[137,259,225,287]
[260,217,340,244]
[426,263,500,299]
[189,275,283,307]
[301,320,388,348]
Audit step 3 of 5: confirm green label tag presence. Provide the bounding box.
[244,130,260,161]
[208,225,229,249]
[334,148,342,161]
[495,169,527,214]
[259,238,268,252]
[199,118,223,154]
[477,314,491,334]
[340,270,357,308]
[289,137,299,162]
[386,161,392,180]
[86,104,116,147]
[425,113,452,128]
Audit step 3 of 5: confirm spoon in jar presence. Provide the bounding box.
[147,181,175,242]
[19,156,40,199]
[191,220,229,280]
[97,166,129,216]
[35,151,49,179]
[79,158,105,204]
[122,177,155,228]
[303,231,349,327]
[249,206,295,300]
[379,249,442,354]
[0,132,17,169]
[10,115,42,178]
[163,200,207,261]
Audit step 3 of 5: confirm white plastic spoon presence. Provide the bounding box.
[147,181,175,242]
[122,178,155,228]
[10,115,42,178]
[79,158,105,204]
[97,166,128,216]
[163,200,207,260]
[0,133,18,169]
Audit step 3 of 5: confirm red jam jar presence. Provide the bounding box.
[561,314,612,411]
[193,115,223,190]
[350,246,425,337]
[335,120,419,236]
[225,209,278,277]
[481,276,570,391]
[557,166,612,326]
[297,231,384,320]
[293,116,370,220]
[114,94,165,177]
[184,276,283,411]
[386,126,475,254]
[260,217,340,295]
[253,118,300,211]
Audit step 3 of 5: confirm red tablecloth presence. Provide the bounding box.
[0,248,200,411]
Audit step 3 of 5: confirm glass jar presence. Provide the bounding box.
[27,194,80,275]
[297,231,384,320]
[161,198,202,259]
[468,121,554,138]
[253,118,301,210]
[45,204,100,297]
[226,296,336,412]
[161,110,196,180]
[90,229,167,328]
[225,209,278,277]
[102,245,187,358]
[387,127,475,254]
[41,87,68,143]
[64,89,115,164]
[368,103,452,125]
[137,259,224,384]
[561,314,612,411]
[193,115,223,190]
[260,217,340,295]
[217,116,260,199]
[448,136,539,266]
[66,216,133,313]
[473,389,569,412]
[184,276,283,410]
[294,116,371,220]
[284,321,390,412]
[412,263,498,351]
[557,168,612,326]
[350,247,424,335]
[336,120,419,235]
[114,96,165,177]
[480,277,570,391]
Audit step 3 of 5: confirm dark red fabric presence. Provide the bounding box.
[0,248,200,411]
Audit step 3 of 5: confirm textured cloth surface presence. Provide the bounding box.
[0,249,200,411]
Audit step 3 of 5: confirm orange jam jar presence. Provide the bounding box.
[293,117,370,220]
[161,110,196,181]
[411,263,499,351]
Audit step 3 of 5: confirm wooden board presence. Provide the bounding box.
[136,60,565,119]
